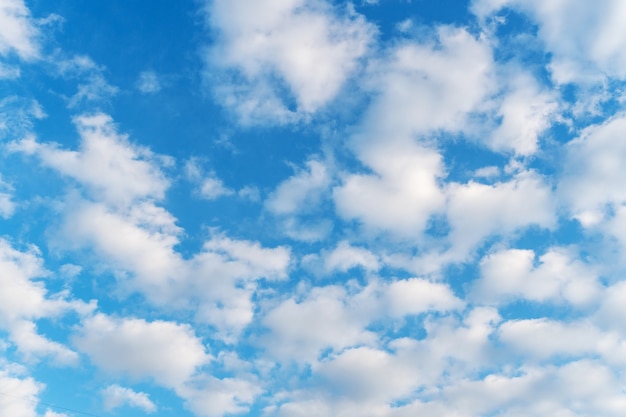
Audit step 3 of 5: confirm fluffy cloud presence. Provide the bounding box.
[334,27,494,238]
[0,0,39,60]
[560,112,626,227]
[334,142,445,237]
[73,313,210,387]
[472,0,626,84]
[473,247,601,306]
[0,238,86,364]
[10,113,170,206]
[483,69,559,155]
[445,170,556,260]
[102,384,157,413]
[204,0,374,122]
[498,319,602,360]
[261,285,376,362]
[0,369,41,417]
[261,279,462,363]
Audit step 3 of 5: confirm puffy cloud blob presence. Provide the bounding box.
[177,375,261,417]
[265,158,333,241]
[10,113,170,207]
[473,247,601,306]
[0,238,86,364]
[265,159,329,216]
[205,0,374,122]
[313,346,422,404]
[0,0,39,60]
[334,142,445,237]
[484,70,559,155]
[361,26,494,138]
[433,360,626,417]
[334,27,494,238]
[560,113,626,227]
[73,313,210,388]
[445,170,555,260]
[498,319,602,360]
[320,240,380,274]
[383,278,464,318]
[261,279,462,363]
[102,384,157,413]
[472,0,626,84]
[0,369,42,417]
[261,285,376,362]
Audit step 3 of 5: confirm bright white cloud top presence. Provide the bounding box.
[1,0,625,416]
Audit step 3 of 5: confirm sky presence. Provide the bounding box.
[2,0,626,416]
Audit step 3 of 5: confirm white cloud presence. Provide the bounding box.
[0,238,87,364]
[199,177,234,199]
[102,384,157,413]
[484,70,559,155]
[498,319,602,359]
[10,113,170,206]
[446,170,556,260]
[334,142,445,237]
[560,112,626,227]
[313,346,422,403]
[473,247,601,306]
[205,0,374,122]
[73,313,210,388]
[384,278,464,318]
[261,278,463,363]
[0,369,41,417]
[136,70,161,94]
[261,285,376,362]
[472,0,626,84]
[0,0,39,60]
[359,26,494,138]
[265,159,329,215]
[177,375,261,417]
[321,240,380,273]
[67,74,119,108]
[185,159,234,200]
[334,27,494,238]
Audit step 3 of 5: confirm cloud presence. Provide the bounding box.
[333,27,494,238]
[473,247,601,306]
[0,0,40,60]
[472,0,626,84]
[73,313,210,388]
[483,69,559,155]
[559,112,626,227]
[261,285,377,362]
[136,70,161,94]
[320,240,380,274]
[334,142,445,237]
[445,170,556,260]
[204,0,375,123]
[0,368,42,417]
[102,384,157,413]
[0,238,88,365]
[10,113,170,206]
[177,375,261,417]
[265,159,329,215]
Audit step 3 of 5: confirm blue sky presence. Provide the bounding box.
[2,0,626,416]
